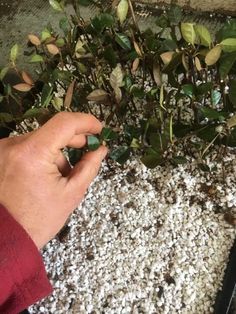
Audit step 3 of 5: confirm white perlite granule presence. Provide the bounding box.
[30,153,236,314]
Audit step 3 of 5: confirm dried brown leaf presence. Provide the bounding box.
[195,56,202,71]
[28,34,41,46]
[13,83,32,92]
[87,89,109,102]
[134,41,143,57]
[153,63,162,87]
[110,64,124,90]
[22,71,34,86]
[114,87,122,104]
[131,58,140,74]
[205,45,222,66]
[64,80,76,108]
[160,51,175,65]
[47,44,60,55]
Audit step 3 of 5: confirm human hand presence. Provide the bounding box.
[0,112,107,249]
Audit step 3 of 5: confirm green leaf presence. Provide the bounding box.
[194,24,212,47]
[182,84,195,98]
[0,67,9,80]
[68,148,82,166]
[103,46,117,68]
[100,127,118,141]
[110,146,130,164]
[130,86,145,99]
[167,5,182,25]
[220,38,236,52]
[41,28,52,41]
[30,54,44,63]
[181,23,197,46]
[10,44,19,63]
[156,15,168,28]
[172,156,187,165]
[219,52,236,79]
[41,84,53,107]
[198,163,210,172]
[141,153,163,169]
[87,135,100,151]
[49,0,63,12]
[196,82,213,95]
[229,80,236,107]
[200,107,224,120]
[0,113,14,123]
[211,90,221,106]
[0,95,3,103]
[117,0,129,24]
[23,108,50,119]
[216,19,236,42]
[56,38,65,47]
[59,18,69,35]
[115,33,131,50]
[197,125,217,142]
[99,13,115,29]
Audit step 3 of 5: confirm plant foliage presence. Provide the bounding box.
[1,1,236,168]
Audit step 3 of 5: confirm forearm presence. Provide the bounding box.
[0,204,52,314]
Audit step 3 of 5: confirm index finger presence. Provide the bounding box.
[28,112,102,153]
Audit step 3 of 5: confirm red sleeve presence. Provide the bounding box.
[0,204,52,314]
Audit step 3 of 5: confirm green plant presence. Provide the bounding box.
[1,0,236,169]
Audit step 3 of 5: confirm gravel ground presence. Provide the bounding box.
[29,150,236,314]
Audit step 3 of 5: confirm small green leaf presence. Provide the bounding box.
[10,44,19,63]
[23,108,50,119]
[219,52,236,79]
[117,0,129,24]
[198,163,210,172]
[200,107,224,120]
[56,38,65,47]
[99,13,115,29]
[141,154,163,169]
[181,23,197,46]
[182,84,195,98]
[216,19,236,42]
[115,33,131,50]
[156,15,168,29]
[100,127,118,141]
[196,82,213,95]
[87,135,100,151]
[172,156,187,165]
[220,38,236,52]
[211,90,221,106]
[229,80,236,107]
[0,67,9,80]
[49,0,63,12]
[68,148,82,166]
[167,5,182,25]
[104,46,117,68]
[0,113,14,123]
[194,24,212,47]
[41,28,52,41]
[110,146,130,164]
[41,84,53,107]
[30,54,44,63]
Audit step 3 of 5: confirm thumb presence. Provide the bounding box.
[68,145,108,197]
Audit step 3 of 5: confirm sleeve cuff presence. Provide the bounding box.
[0,204,52,313]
